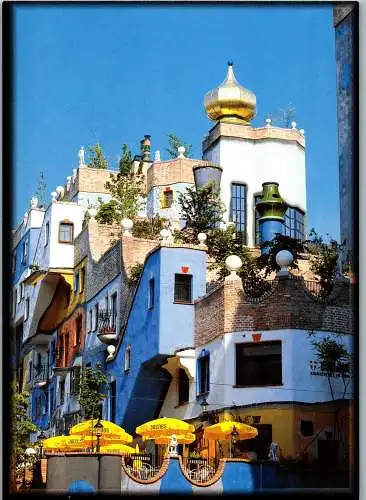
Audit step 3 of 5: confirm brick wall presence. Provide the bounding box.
[87,219,121,262]
[202,122,305,153]
[65,167,114,201]
[87,241,121,301]
[194,274,353,347]
[146,158,219,193]
[121,235,158,275]
[57,306,85,367]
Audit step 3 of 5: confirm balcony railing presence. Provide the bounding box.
[33,364,50,385]
[181,457,220,482]
[98,309,117,333]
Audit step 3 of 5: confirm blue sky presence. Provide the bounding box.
[13,3,340,240]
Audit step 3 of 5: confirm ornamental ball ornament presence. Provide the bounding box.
[275,250,293,274]
[56,185,65,198]
[107,345,116,355]
[225,255,242,275]
[121,218,133,229]
[160,228,170,241]
[177,146,186,158]
[198,232,207,245]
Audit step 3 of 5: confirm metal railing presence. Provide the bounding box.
[123,453,165,480]
[181,457,220,482]
[32,364,50,385]
[98,309,117,332]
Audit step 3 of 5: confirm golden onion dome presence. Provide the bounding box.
[204,62,256,124]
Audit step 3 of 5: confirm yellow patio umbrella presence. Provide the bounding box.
[69,420,133,443]
[143,432,196,445]
[203,421,258,441]
[43,436,70,451]
[69,434,129,447]
[99,443,136,454]
[136,417,195,438]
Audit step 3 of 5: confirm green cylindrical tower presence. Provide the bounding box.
[256,182,287,222]
[256,182,287,249]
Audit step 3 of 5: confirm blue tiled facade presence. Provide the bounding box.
[106,246,206,433]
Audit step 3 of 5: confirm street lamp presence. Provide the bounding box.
[230,426,239,458]
[94,419,104,453]
[200,398,209,421]
[38,431,46,459]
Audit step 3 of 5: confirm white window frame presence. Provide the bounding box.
[124,345,131,372]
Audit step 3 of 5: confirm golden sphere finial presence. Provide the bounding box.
[204,62,256,124]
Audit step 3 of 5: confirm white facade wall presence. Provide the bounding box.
[48,202,85,269]
[147,182,193,222]
[160,329,353,420]
[72,192,111,209]
[204,137,306,246]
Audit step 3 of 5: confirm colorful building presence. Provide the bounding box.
[11,62,354,475]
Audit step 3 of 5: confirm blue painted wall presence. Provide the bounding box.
[335,9,356,267]
[107,249,161,433]
[107,246,206,433]
[12,228,40,284]
[84,275,121,367]
[159,247,206,354]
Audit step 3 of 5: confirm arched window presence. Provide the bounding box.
[178,368,189,405]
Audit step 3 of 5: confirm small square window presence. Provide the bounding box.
[161,189,173,209]
[148,278,155,309]
[174,274,192,303]
[301,420,314,437]
[59,222,74,243]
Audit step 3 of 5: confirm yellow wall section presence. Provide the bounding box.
[65,258,87,317]
[214,402,351,461]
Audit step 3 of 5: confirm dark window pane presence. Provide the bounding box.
[236,341,282,386]
[178,368,189,405]
[174,274,192,302]
[198,355,210,394]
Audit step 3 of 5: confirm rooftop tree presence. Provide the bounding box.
[88,143,108,169]
[165,133,192,159]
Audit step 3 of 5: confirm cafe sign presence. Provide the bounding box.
[309,360,350,378]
